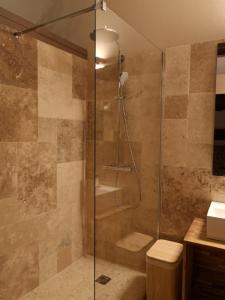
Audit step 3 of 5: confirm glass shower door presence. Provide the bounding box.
[95,6,162,300]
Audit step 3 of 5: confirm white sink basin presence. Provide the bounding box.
[207,201,225,242]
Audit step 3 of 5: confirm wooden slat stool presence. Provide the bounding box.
[146,239,183,300]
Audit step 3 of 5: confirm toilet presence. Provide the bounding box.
[146,239,183,300]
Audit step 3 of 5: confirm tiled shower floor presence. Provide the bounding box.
[20,256,146,300]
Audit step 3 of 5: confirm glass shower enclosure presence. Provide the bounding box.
[94,4,162,300]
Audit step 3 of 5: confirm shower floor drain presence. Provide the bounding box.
[96,275,111,285]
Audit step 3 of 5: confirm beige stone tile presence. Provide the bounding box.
[122,116,161,144]
[38,210,73,260]
[125,76,144,100]
[160,166,211,240]
[126,95,161,120]
[98,169,117,188]
[19,257,95,300]
[96,78,117,103]
[0,25,37,90]
[96,141,117,173]
[139,165,160,212]
[57,242,72,272]
[0,197,18,228]
[37,213,59,260]
[20,257,144,300]
[57,161,84,188]
[0,143,17,199]
[0,219,38,256]
[125,49,162,75]
[102,111,115,141]
[161,166,211,202]
[96,210,133,245]
[164,95,188,119]
[0,243,39,300]
[188,93,215,144]
[0,84,38,142]
[57,160,84,262]
[210,190,225,203]
[72,55,88,100]
[141,139,161,168]
[126,73,161,100]
[72,215,83,261]
[164,45,190,96]
[39,252,57,284]
[38,66,75,119]
[96,190,121,216]
[38,41,72,75]
[119,141,142,170]
[38,117,57,144]
[97,111,104,141]
[162,119,187,167]
[117,172,140,204]
[186,143,213,169]
[86,101,95,141]
[57,183,78,216]
[57,176,82,215]
[73,99,86,121]
[132,207,159,239]
[211,174,225,198]
[17,142,57,216]
[72,199,84,261]
[86,141,95,180]
[190,41,217,93]
[86,51,95,104]
[57,119,84,163]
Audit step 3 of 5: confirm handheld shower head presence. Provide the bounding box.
[120,72,129,86]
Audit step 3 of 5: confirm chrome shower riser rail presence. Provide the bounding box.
[13,0,107,37]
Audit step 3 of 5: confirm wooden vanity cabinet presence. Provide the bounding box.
[182,218,225,300]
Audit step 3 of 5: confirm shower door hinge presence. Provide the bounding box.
[97,0,107,11]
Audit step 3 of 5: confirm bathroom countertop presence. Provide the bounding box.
[184,218,225,250]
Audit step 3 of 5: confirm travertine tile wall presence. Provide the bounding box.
[125,52,162,237]
[161,40,223,241]
[0,24,87,299]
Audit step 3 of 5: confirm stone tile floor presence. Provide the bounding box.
[20,256,146,300]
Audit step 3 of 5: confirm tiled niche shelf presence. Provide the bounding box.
[95,185,121,196]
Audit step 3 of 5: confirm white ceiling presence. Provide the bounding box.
[97,9,155,58]
[2,0,225,51]
[108,0,225,49]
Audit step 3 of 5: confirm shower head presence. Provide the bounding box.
[120,72,129,86]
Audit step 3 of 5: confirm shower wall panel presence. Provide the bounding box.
[160,41,219,241]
